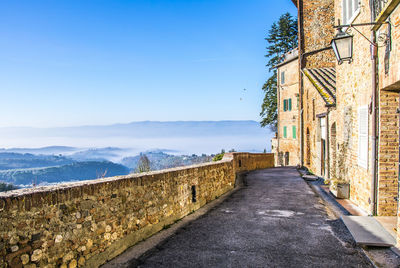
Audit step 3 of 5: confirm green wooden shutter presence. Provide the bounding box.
[288,98,292,111]
[283,99,287,111]
[292,125,296,139]
[283,126,287,138]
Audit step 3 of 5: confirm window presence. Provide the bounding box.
[288,98,292,111]
[283,126,287,138]
[358,106,368,169]
[320,118,326,140]
[281,71,285,85]
[342,0,360,24]
[292,126,296,139]
[283,99,287,111]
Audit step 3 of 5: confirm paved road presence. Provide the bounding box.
[130,167,373,267]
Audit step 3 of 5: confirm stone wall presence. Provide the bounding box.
[333,0,374,213]
[300,0,335,69]
[377,91,399,216]
[0,153,273,268]
[299,0,336,177]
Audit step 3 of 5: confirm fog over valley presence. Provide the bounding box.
[0,121,272,188]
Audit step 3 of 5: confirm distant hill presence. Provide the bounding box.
[0,150,213,187]
[0,161,130,186]
[0,152,75,170]
[122,151,212,171]
[0,146,79,155]
[0,120,272,155]
[69,147,129,162]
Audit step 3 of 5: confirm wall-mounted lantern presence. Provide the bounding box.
[331,27,353,65]
[330,20,391,65]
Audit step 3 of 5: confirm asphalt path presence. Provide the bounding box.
[125,167,373,267]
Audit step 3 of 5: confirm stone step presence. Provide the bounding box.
[341,216,396,247]
[302,175,318,181]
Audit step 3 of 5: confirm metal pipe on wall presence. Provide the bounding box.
[326,109,330,179]
[371,31,378,216]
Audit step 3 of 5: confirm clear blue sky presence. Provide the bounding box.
[0,0,296,127]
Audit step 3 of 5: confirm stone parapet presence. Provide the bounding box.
[0,152,273,268]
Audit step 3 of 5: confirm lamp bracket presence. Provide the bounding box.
[334,21,391,47]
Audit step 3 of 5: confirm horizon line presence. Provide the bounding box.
[0,119,261,129]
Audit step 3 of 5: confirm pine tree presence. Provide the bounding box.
[260,13,298,129]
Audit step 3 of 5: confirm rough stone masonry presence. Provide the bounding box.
[0,153,273,268]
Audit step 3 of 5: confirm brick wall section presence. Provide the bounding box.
[0,153,273,268]
[378,91,399,216]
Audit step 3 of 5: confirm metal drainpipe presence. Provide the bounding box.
[326,109,330,179]
[371,31,378,216]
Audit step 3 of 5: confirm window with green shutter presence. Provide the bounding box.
[292,125,296,139]
[288,98,292,111]
[283,126,287,138]
[283,99,287,111]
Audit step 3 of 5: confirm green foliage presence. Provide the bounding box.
[265,13,298,71]
[212,153,225,162]
[260,13,298,129]
[260,72,278,129]
[212,149,226,162]
[0,182,18,192]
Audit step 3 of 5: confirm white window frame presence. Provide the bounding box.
[358,106,368,169]
[342,0,361,25]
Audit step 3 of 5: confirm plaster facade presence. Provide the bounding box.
[273,50,301,166]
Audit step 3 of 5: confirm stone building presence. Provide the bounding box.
[293,0,337,178]
[271,49,300,166]
[331,0,400,220]
[290,0,400,246]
